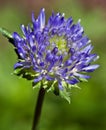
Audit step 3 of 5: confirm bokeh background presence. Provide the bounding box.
[0,0,106,130]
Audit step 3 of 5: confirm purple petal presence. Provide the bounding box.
[68,48,75,55]
[77,36,90,49]
[46,51,54,62]
[86,54,97,63]
[12,32,22,42]
[74,73,90,79]
[82,64,99,72]
[29,34,36,52]
[14,62,23,69]
[51,47,58,54]
[39,45,46,52]
[45,75,54,81]
[52,55,59,64]
[32,12,36,23]
[47,11,55,27]
[38,8,45,30]
[54,13,64,27]
[34,76,43,83]
[14,61,31,69]
[64,59,72,66]
[17,47,26,59]
[58,55,63,65]
[21,24,28,37]
[66,78,79,85]
[81,44,93,54]
[66,17,73,27]
[75,62,86,71]
[61,68,68,75]
[58,82,63,90]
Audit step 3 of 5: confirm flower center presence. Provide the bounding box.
[50,35,68,53]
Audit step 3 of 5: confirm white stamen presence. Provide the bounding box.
[62,13,65,17]
[37,59,40,64]
[41,70,47,75]
[78,19,81,23]
[71,68,78,73]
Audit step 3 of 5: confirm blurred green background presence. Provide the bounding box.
[0,0,106,130]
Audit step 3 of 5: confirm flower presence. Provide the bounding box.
[12,8,99,102]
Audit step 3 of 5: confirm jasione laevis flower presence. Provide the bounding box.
[12,8,99,102]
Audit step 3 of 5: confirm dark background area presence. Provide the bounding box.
[0,0,106,130]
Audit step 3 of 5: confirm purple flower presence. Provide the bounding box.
[12,8,99,100]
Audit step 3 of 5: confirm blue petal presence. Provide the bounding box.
[51,47,58,54]
[38,8,45,30]
[66,17,73,27]
[14,61,31,69]
[39,45,46,52]
[45,75,54,81]
[30,53,37,66]
[52,13,60,26]
[32,12,36,24]
[47,62,54,71]
[66,78,79,85]
[61,68,68,76]
[47,11,55,27]
[52,55,59,64]
[75,62,86,71]
[29,34,36,52]
[17,47,26,59]
[14,62,23,69]
[58,55,63,65]
[58,82,63,90]
[64,59,72,66]
[34,76,43,83]
[54,13,64,27]
[32,18,40,32]
[74,73,90,79]
[68,48,75,55]
[82,64,99,72]
[85,54,97,63]
[77,36,90,49]
[81,44,93,54]
[21,24,28,37]
[12,32,22,42]
[46,51,54,62]
[39,62,45,67]
[70,21,82,34]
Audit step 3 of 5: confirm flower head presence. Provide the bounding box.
[12,8,99,102]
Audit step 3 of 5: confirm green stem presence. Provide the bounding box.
[32,87,46,130]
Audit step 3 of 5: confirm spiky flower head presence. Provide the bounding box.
[11,8,99,102]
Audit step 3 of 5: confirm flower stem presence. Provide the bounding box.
[32,87,46,130]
